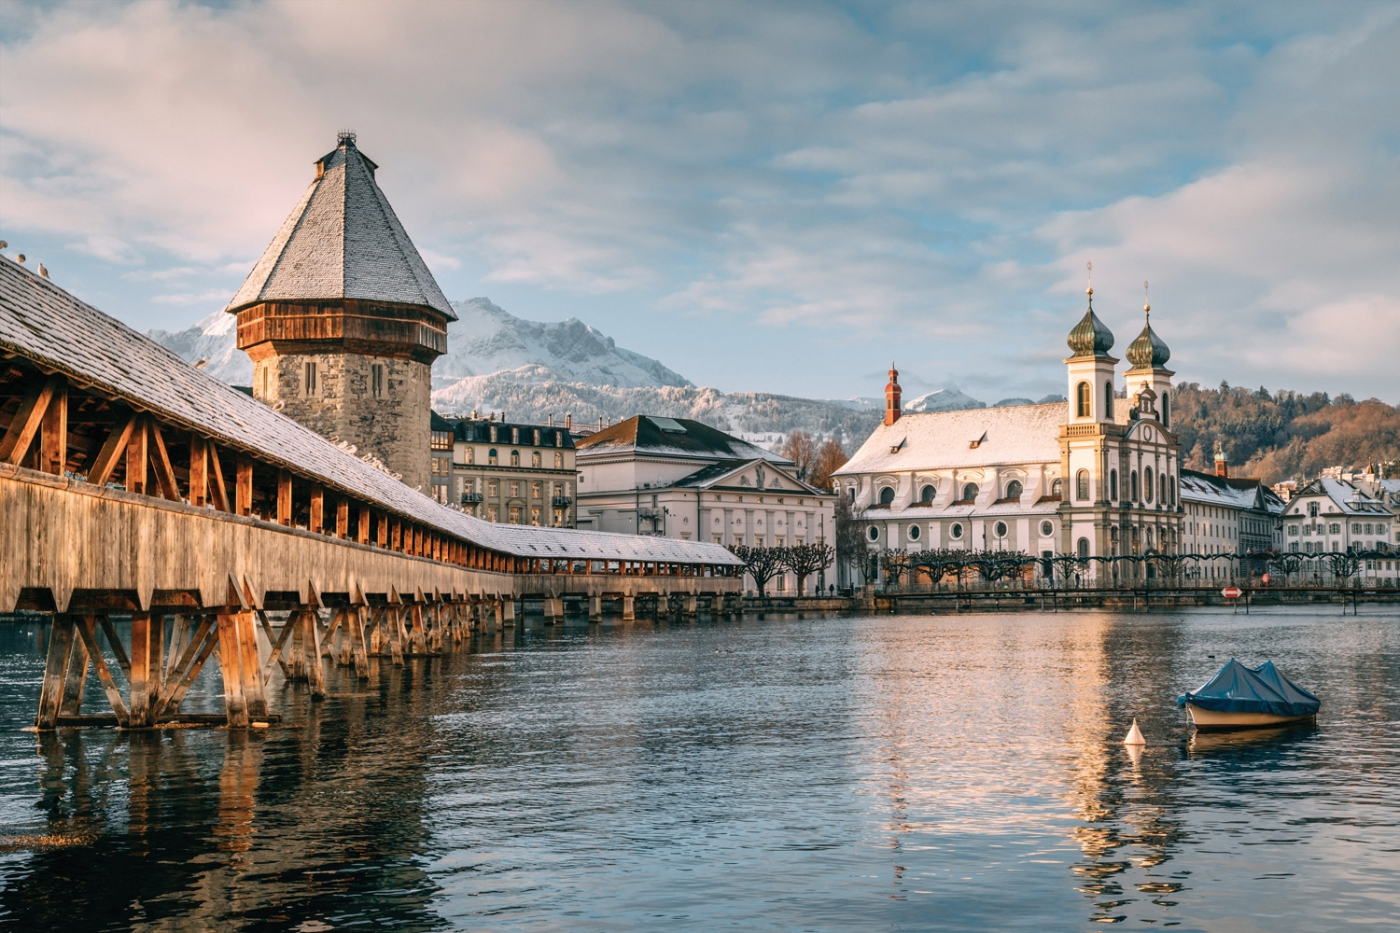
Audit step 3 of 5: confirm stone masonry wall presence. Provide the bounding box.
[253,352,432,494]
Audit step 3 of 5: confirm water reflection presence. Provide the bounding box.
[0,610,1397,932]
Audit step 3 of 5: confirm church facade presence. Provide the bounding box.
[833,286,1184,583]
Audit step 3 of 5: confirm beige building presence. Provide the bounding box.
[1179,455,1285,580]
[575,416,836,594]
[225,132,453,494]
[447,415,577,526]
[834,289,1184,584]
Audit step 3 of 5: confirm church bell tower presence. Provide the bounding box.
[225,132,455,493]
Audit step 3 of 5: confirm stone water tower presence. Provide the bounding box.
[225,132,454,493]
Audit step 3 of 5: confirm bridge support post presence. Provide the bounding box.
[622,595,635,621]
[544,597,562,625]
[711,593,725,616]
[302,609,326,699]
[36,615,76,730]
[657,593,670,620]
[502,599,516,626]
[60,628,91,718]
[409,603,427,654]
[389,607,406,666]
[684,594,698,618]
[588,595,602,622]
[350,607,371,679]
[216,614,250,728]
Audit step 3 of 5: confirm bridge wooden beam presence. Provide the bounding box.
[208,442,230,512]
[148,421,181,502]
[125,417,149,495]
[277,469,293,526]
[310,484,324,534]
[235,456,252,516]
[0,373,62,466]
[336,497,349,538]
[86,413,138,487]
[39,379,67,475]
[189,434,208,507]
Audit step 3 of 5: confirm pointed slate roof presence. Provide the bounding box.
[226,134,456,320]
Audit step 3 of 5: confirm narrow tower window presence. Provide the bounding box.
[1076,381,1091,418]
[1145,467,1154,503]
[304,361,318,396]
[1105,380,1114,418]
[1110,469,1118,500]
[371,364,385,399]
[1076,469,1090,501]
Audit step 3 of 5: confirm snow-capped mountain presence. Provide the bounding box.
[147,309,251,384]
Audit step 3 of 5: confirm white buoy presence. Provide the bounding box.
[1123,719,1146,745]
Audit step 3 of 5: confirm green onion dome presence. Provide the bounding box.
[1126,308,1170,369]
[1067,301,1114,357]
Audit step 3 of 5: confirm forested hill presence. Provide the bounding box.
[1172,383,1400,484]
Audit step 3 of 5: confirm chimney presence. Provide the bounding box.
[548,413,554,427]
[1214,441,1229,479]
[884,361,902,426]
[566,413,572,430]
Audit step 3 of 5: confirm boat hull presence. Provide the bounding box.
[1185,702,1315,731]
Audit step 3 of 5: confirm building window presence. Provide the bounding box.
[950,523,963,539]
[487,480,498,497]
[1159,473,1168,505]
[1050,479,1062,497]
[530,507,541,526]
[1131,470,1140,501]
[509,507,521,524]
[1329,523,1341,535]
[1110,469,1118,500]
[512,427,520,444]
[1041,520,1054,536]
[868,526,879,542]
[466,448,474,465]
[1076,381,1091,418]
[488,449,498,466]
[555,452,563,469]
[490,426,498,443]
[371,363,385,399]
[1105,380,1114,419]
[510,481,520,497]
[304,361,318,396]
[532,451,541,468]
[510,450,520,467]
[1077,537,1090,558]
[879,486,895,505]
[532,481,541,499]
[1161,392,1170,427]
[920,484,936,503]
[487,507,498,522]
[555,510,565,526]
[1076,470,1090,501]
[1169,475,1176,507]
[1308,502,1318,517]
[1006,480,1023,500]
[907,525,921,541]
[961,482,979,501]
[995,521,1008,538]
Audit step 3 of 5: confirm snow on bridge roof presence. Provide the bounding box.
[0,257,738,567]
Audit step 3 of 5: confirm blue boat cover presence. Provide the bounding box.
[1176,659,1321,718]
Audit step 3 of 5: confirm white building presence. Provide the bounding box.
[1280,477,1399,584]
[1178,460,1285,581]
[575,416,837,594]
[833,288,1185,585]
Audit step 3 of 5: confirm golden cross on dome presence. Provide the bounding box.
[1144,280,1151,321]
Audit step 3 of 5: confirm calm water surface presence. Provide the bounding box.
[1,607,1397,932]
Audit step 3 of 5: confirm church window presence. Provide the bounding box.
[1077,537,1090,558]
[1005,480,1023,500]
[1131,470,1140,501]
[994,521,1008,538]
[961,482,979,501]
[1110,469,1118,500]
[1159,473,1168,505]
[488,449,498,466]
[1076,470,1090,501]
[371,363,385,399]
[1076,381,1091,418]
[532,451,541,468]
[1105,380,1114,418]
[1161,392,1170,427]
[879,486,895,505]
[1144,467,1154,503]
[510,450,520,467]
[868,526,880,542]
[920,484,936,503]
[908,525,921,541]
[1050,478,1062,497]
[1041,520,1054,536]
[950,523,964,539]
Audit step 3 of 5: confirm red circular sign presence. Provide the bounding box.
[1222,586,1242,599]
[1261,573,1271,585]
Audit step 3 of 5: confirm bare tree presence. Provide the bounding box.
[730,544,789,597]
[808,437,848,492]
[833,493,866,587]
[781,430,818,480]
[781,542,834,596]
[879,548,912,585]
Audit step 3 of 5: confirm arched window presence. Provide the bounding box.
[1005,480,1024,500]
[1077,537,1090,558]
[1144,467,1154,503]
[1076,469,1090,501]
[1050,478,1063,497]
[1131,470,1140,501]
[510,450,520,467]
[920,484,936,503]
[1160,473,1168,505]
[1161,392,1170,427]
[554,452,563,469]
[1076,381,1091,418]
[1110,469,1118,500]
[531,451,541,468]
[488,448,498,466]
[961,482,979,501]
[1169,476,1176,507]
[1105,380,1114,419]
[879,486,895,505]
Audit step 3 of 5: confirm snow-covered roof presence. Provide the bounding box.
[834,403,1064,477]
[1285,477,1393,518]
[226,135,455,320]
[576,415,792,464]
[1179,470,1284,514]
[0,257,737,567]
[669,458,828,496]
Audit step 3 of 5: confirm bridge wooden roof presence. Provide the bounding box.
[0,257,739,567]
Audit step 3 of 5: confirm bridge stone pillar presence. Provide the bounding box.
[502,598,516,626]
[684,594,698,617]
[711,593,726,616]
[543,597,562,625]
[622,595,635,621]
[588,595,602,622]
[657,592,670,619]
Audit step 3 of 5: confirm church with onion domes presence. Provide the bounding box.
[833,277,1184,585]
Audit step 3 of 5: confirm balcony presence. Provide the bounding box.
[551,495,573,508]
[460,491,484,505]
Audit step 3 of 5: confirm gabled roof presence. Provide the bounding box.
[452,417,575,449]
[0,257,736,567]
[1179,469,1285,515]
[575,415,791,464]
[670,458,828,495]
[834,403,1063,477]
[226,135,455,320]
[1284,477,1392,517]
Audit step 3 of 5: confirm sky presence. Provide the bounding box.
[2,0,1398,404]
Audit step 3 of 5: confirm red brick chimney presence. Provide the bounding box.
[884,362,902,426]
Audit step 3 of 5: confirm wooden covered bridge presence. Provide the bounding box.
[0,255,743,730]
